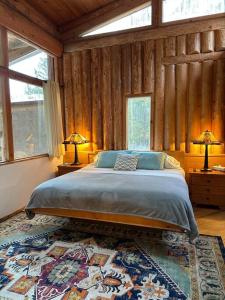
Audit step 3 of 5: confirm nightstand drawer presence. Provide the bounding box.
[191,193,225,206]
[191,175,225,187]
[190,185,225,195]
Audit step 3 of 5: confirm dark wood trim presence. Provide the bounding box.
[0,66,43,87]
[0,154,49,167]
[0,207,25,223]
[0,27,14,161]
[152,0,162,27]
[64,16,225,51]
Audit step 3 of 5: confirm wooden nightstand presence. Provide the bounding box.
[189,168,225,209]
[57,164,87,176]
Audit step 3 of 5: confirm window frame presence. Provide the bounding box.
[161,0,225,25]
[0,27,54,165]
[124,94,153,151]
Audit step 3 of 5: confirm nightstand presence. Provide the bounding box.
[57,164,87,176]
[189,168,225,209]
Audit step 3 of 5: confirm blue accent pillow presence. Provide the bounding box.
[131,151,166,170]
[96,150,132,168]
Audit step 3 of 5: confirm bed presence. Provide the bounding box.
[26,152,198,240]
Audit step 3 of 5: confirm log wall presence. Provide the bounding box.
[63,28,225,153]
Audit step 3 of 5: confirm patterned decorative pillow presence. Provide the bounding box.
[114,154,139,171]
[164,154,181,169]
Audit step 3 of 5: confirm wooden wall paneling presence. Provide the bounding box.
[63,53,74,137]
[187,33,201,54]
[186,62,202,153]
[71,51,83,135]
[121,43,131,95]
[131,42,142,94]
[81,50,92,141]
[212,59,225,148]
[143,40,154,94]
[201,60,213,132]
[177,35,186,56]
[102,47,113,150]
[164,64,175,150]
[154,39,165,150]
[201,31,214,53]
[215,29,225,51]
[165,36,176,57]
[91,48,103,150]
[175,63,187,151]
[111,45,123,150]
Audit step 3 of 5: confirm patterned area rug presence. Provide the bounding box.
[0,213,224,300]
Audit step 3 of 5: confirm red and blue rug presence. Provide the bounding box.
[0,213,224,299]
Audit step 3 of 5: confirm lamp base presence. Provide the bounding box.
[71,162,81,165]
[201,168,212,172]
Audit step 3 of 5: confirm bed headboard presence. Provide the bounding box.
[89,150,185,169]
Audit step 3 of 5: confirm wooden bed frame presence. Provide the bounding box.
[29,151,186,233]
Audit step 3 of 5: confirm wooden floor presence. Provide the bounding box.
[194,206,225,243]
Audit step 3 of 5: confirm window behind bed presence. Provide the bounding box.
[126,96,151,151]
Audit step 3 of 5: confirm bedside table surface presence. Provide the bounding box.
[58,164,87,169]
[189,168,225,176]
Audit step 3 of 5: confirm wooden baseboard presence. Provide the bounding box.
[0,207,25,223]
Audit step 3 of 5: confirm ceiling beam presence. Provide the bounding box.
[1,0,59,38]
[0,1,63,57]
[61,0,151,42]
[64,16,225,52]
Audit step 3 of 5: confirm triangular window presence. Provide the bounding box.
[82,5,151,37]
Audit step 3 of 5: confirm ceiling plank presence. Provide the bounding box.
[9,46,36,62]
[0,1,63,57]
[61,0,151,42]
[1,0,59,38]
[64,16,225,52]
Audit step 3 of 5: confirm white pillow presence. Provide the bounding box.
[164,154,181,169]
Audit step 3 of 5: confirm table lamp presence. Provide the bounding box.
[192,130,221,171]
[63,133,88,165]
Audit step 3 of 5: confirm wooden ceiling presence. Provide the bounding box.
[27,0,115,26]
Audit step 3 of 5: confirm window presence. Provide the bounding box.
[163,0,225,22]
[127,96,151,150]
[0,29,50,162]
[8,33,49,80]
[10,80,47,159]
[82,5,151,37]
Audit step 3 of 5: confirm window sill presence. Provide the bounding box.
[0,154,49,167]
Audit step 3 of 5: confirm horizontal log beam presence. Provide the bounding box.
[0,66,43,86]
[0,1,63,57]
[1,0,59,38]
[61,0,150,41]
[163,51,225,65]
[64,16,225,52]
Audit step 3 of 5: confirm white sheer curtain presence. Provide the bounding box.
[43,81,65,158]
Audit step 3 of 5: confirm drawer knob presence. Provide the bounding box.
[207,180,211,183]
[206,197,209,200]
